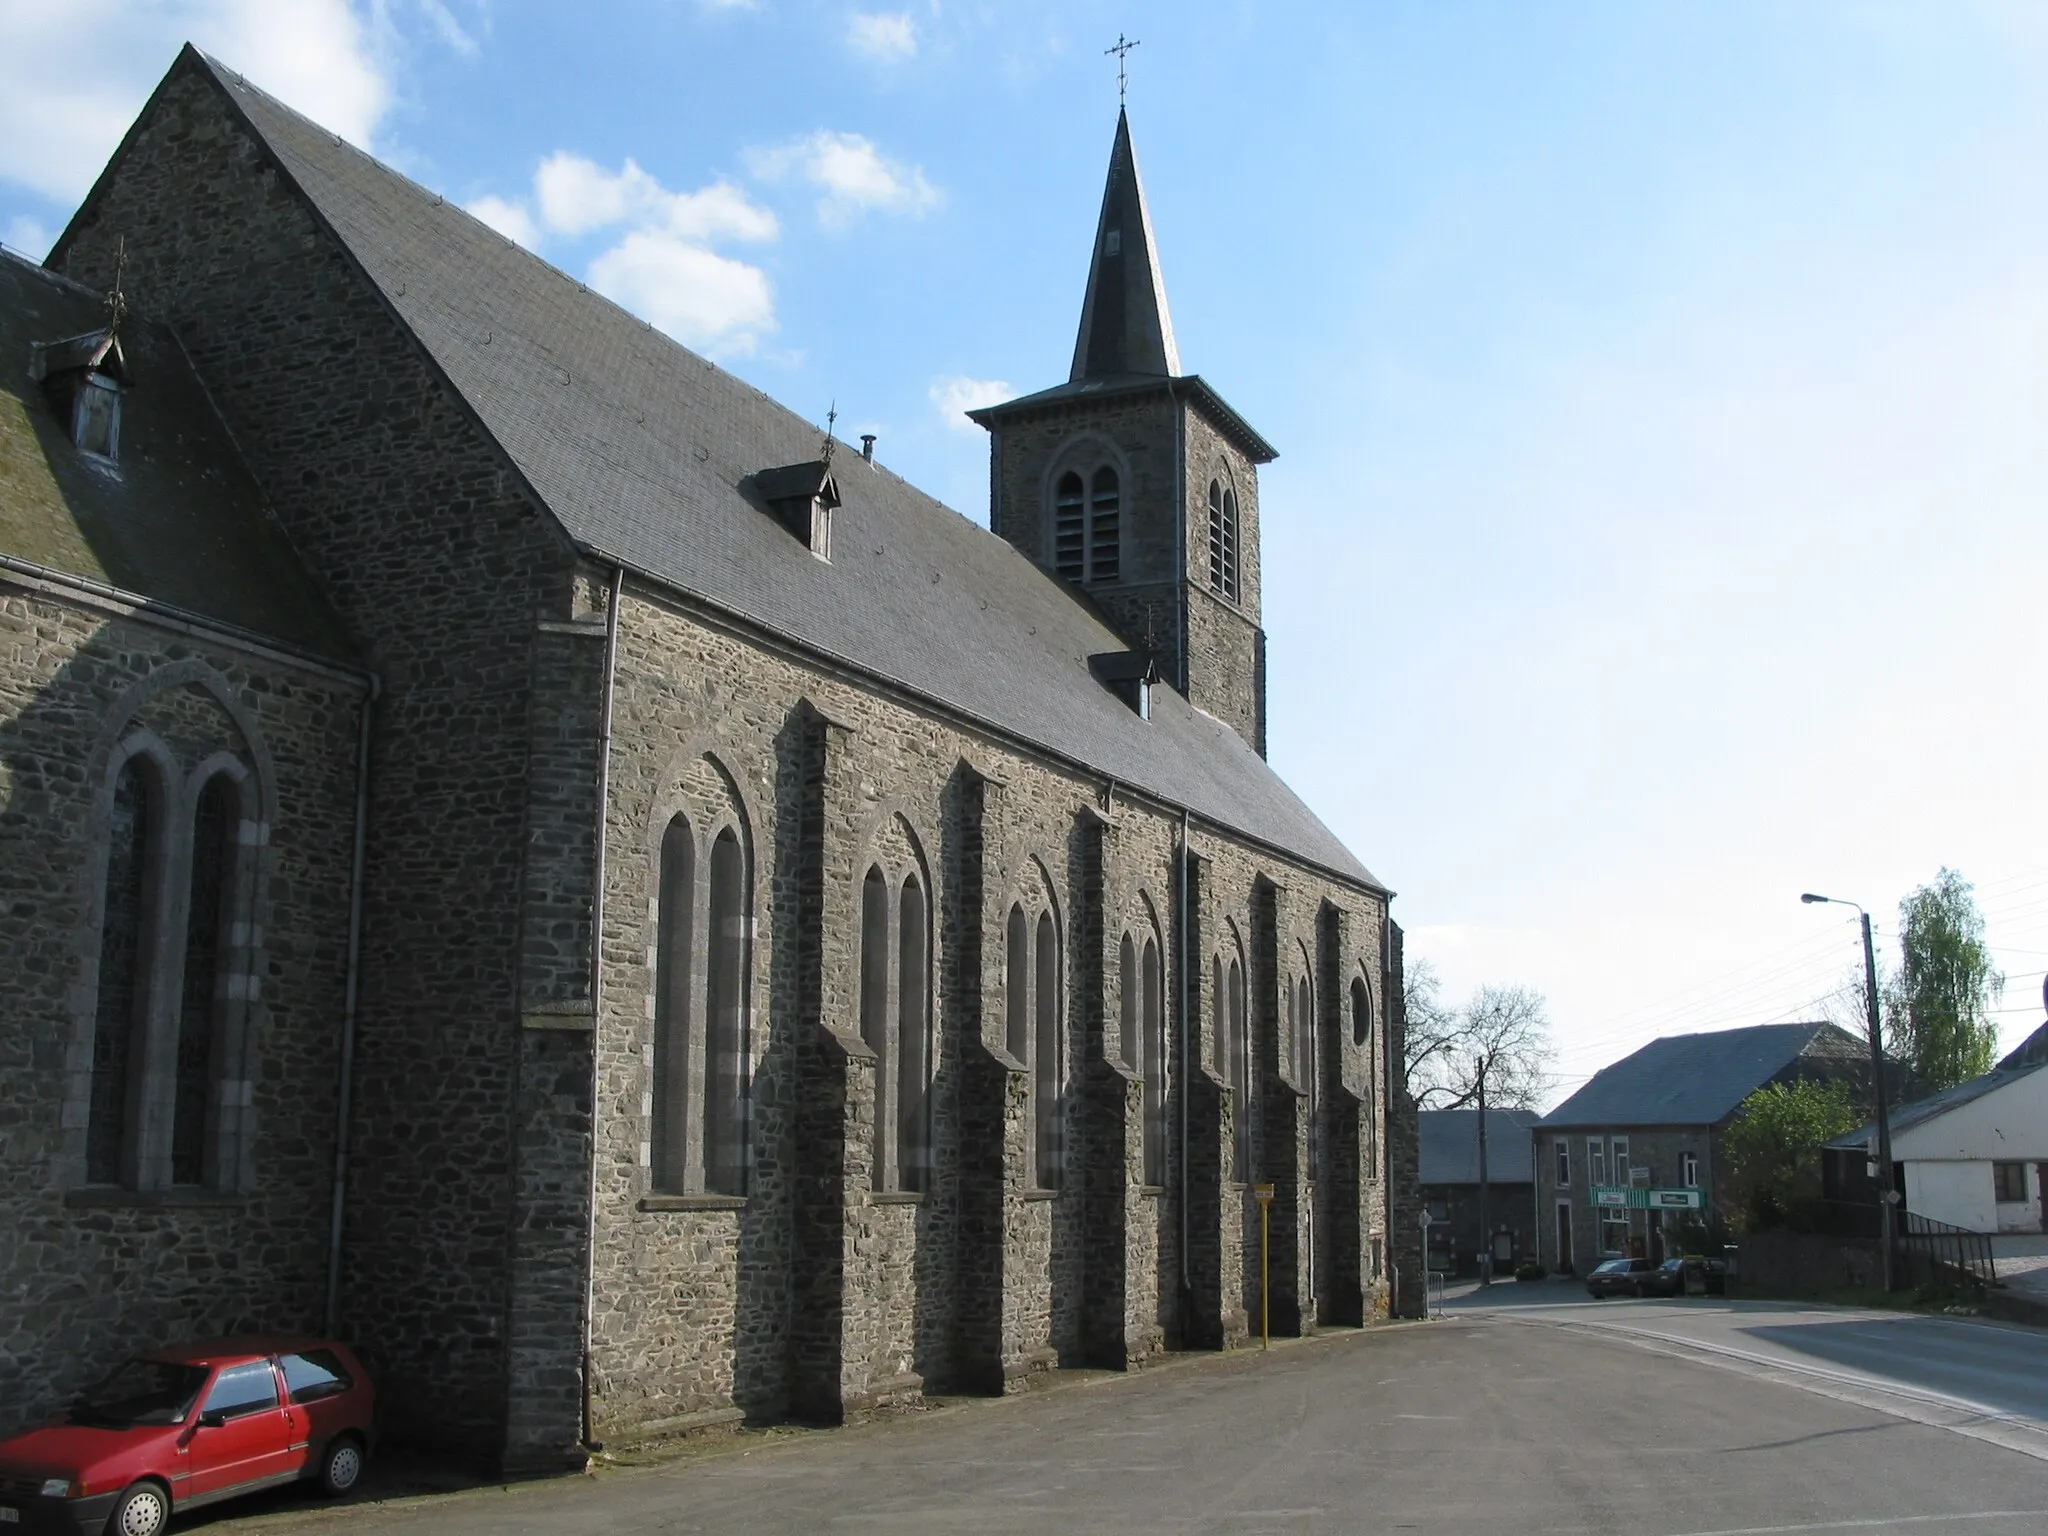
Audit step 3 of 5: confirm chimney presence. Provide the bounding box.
[860,434,876,463]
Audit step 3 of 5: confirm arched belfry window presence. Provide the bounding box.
[1052,463,1120,584]
[1208,479,1240,604]
[649,801,754,1198]
[88,753,161,1187]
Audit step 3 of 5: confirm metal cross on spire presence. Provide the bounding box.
[1105,33,1140,105]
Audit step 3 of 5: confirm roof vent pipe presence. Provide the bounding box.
[860,434,876,463]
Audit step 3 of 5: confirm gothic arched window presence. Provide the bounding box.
[171,774,239,1187]
[650,815,696,1194]
[1208,479,1240,604]
[1052,463,1121,584]
[860,866,891,1186]
[1035,910,1063,1189]
[703,828,751,1196]
[1118,932,1139,1068]
[898,874,931,1192]
[88,753,161,1187]
[1293,966,1318,1183]
[1228,955,1249,1183]
[1141,934,1164,1185]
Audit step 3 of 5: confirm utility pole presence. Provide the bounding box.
[1802,893,1897,1292]
[1475,1052,1491,1286]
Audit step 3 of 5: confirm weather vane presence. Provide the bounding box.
[1105,33,1140,105]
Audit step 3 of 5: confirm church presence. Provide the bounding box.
[0,45,1421,1471]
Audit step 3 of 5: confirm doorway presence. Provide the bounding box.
[1555,1200,1573,1273]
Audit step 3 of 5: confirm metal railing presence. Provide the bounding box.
[1901,1209,1998,1289]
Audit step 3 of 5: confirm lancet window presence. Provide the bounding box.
[859,853,933,1193]
[650,801,755,1198]
[1006,895,1065,1189]
[1208,478,1240,603]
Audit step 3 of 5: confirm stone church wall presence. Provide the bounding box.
[54,60,586,1458]
[0,576,366,1436]
[582,580,1388,1443]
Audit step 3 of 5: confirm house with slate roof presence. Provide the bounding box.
[1533,1022,1879,1273]
[0,46,1418,1468]
[1419,1107,1539,1276]
[1825,1017,2048,1235]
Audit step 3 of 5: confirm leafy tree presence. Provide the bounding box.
[1403,969,1554,1111]
[1722,1079,1862,1231]
[1888,869,2003,1091]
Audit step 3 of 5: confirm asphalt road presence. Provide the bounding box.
[197,1291,2048,1536]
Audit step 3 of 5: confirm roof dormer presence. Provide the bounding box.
[30,328,128,462]
[752,459,840,560]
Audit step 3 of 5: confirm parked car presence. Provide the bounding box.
[0,1336,372,1536]
[1584,1257,1660,1298]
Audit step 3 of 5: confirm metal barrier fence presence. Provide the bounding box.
[1901,1209,1999,1289]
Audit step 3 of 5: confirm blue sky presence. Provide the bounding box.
[5,1,2045,1100]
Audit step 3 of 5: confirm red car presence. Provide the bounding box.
[0,1337,373,1535]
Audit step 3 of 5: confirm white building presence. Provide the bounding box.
[1843,1024,2048,1235]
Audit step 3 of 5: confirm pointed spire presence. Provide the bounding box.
[1070,109,1181,382]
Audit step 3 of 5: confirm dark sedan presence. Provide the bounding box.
[1584,1257,1660,1298]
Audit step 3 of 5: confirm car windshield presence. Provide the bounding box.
[70,1359,211,1428]
[1593,1260,1630,1274]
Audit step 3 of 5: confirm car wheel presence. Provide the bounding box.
[108,1481,171,1536]
[317,1434,367,1497]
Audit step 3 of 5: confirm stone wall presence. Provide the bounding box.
[0,576,366,1437]
[53,56,581,1459]
[583,580,1389,1438]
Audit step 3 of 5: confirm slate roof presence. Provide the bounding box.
[1069,108,1181,382]
[122,51,1375,890]
[0,250,352,658]
[1828,1050,2048,1148]
[1419,1108,1539,1186]
[1539,1022,1869,1130]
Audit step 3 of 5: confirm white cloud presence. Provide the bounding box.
[0,0,390,205]
[747,131,939,229]
[465,194,539,250]
[930,374,1012,430]
[472,152,780,357]
[846,10,917,62]
[533,153,775,243]
[3,215,52,260]
[415,0,481,57]
[587,230,775,357]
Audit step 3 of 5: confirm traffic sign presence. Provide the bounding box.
[1253,1183,1275,1204]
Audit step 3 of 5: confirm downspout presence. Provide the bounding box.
[324,673,380,1337]
[581,565,625,1450]
[1177,806,1192,1317]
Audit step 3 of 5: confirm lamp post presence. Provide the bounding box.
[1801,893,1896,1292]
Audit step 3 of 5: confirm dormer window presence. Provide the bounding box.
[752,459,840,560]
[1089,649,1157,718]
[31,329,128,463]
[73,374,122,458]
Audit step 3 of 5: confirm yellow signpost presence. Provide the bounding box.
[1254,1183,1275,1350]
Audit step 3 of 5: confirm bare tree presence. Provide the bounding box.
[1403,973,1555,1111]
[1400,957,1464,1104]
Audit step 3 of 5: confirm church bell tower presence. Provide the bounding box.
[970,109,1278,756]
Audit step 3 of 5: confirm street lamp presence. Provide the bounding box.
[1801,892,1897,1291]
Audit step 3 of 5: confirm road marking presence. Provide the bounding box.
[1507,1314,2048,1465]
[1652,1513,2048,1536]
